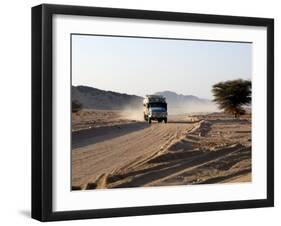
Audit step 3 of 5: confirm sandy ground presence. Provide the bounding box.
[72,110,139,131]
[71,111,251,190]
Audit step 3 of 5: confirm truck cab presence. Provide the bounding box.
[143,95,168,124]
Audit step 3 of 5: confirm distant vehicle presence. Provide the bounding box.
[143,95,168,124]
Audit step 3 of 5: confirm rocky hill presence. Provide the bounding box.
[72,86,143,110]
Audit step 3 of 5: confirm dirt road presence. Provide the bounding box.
[72,113,251,190]
[72,117,198,189]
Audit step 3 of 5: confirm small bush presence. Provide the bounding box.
[72,100,82,113]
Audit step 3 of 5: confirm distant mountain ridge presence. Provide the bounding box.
[72,85,217,112]
[154,90,211,105]
[154,91,217,113]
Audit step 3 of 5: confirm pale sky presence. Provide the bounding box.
[72,34,252,99]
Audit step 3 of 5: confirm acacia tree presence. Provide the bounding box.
[212,79,251,118]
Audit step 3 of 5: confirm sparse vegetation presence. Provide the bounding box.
[72,100,82,113]
[212,79,251,118]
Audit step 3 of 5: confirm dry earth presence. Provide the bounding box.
[72,110,139,131]
[71,111,251,190]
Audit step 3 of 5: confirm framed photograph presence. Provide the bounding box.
[32,4,274,221]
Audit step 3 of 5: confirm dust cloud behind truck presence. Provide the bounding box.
[143,95,168,124]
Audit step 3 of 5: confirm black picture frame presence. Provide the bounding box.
[32,4,274,222]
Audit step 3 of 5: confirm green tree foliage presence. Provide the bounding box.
[72,100,82,113]
[212,79,251,118]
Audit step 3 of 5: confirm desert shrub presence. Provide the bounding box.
[72,100,82,113]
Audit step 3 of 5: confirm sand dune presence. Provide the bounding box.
[71,111,251,190]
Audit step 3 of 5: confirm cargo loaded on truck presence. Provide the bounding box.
[143,95,168,124]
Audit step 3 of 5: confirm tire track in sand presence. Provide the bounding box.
[72,120,198,189]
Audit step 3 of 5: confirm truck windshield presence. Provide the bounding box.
[148,103,167,109]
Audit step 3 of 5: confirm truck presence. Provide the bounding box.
[143,95,168,124]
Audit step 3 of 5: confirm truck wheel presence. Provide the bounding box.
[164,118,167,123]
[148,118,151,124]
